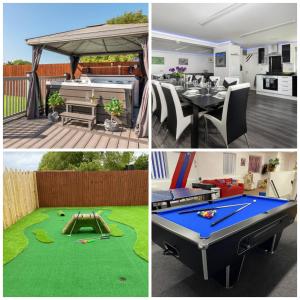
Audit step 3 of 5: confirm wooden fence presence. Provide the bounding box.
[3,76,65,119]
[3,62,142,77]
[36,170,148,207]
[3,170,39,229]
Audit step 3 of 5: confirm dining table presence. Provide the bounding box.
[178,85,227,148]
[156,79,227,148]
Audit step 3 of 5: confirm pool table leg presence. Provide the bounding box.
[259,231,283,254]
[213,255,246,288]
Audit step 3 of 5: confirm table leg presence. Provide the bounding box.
[213,255,246,288]
[191,104,199,148]
[259,231,283,254]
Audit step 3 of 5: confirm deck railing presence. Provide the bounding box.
[3,75,65,120]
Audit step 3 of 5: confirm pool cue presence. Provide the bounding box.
[211,202,254,227]
[179,203,251,215]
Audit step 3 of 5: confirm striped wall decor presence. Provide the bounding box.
[170,152,195,189]
[151,152,168,179]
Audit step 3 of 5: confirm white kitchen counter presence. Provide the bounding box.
[256,74,297,100]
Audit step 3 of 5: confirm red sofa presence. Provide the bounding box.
[202,178,244,198]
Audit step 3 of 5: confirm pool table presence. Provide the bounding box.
[152,194,296,288]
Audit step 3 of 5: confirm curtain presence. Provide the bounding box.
[151,152,168,179]
[223,153,236,175]
[26,45,43,119]
[135,38,148,137]
[70,55,80,79]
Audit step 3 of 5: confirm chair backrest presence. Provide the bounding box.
[221,83,250,144]
[186,74,193,82]
[161,83,185,138]
[195,75,204,83]
[151,86,157,112]
[209,76,221,86]
[224,77,240,85]
[152,80,168,123]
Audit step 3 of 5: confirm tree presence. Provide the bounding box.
[106,10,148,24]
[38,152,145,171]
[80,11,147,63]
[5,59,31,65]
[102,152,135,170]
[38,152,101,171]
[134,154,148,170]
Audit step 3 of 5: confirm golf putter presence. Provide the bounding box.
[69,211,80,236]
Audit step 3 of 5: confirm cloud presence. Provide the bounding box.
[4,151,45,171]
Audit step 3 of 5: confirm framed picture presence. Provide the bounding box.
[152,56,165,65]
[215,52,226,67]
[178,58,188,65]
[208,56,214,63]
[241,158,246,166]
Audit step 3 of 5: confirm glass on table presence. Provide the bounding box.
[206,81,212,96]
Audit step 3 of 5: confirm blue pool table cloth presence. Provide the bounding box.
[157,195,288,238]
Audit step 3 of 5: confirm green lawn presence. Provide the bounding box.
[4,207,148,297]
[4,95,27,118]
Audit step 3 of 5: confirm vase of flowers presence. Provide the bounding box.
[169,66,187,84]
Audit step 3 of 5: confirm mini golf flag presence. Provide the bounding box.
[170,152,195,189]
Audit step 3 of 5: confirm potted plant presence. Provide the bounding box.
[169,66,187,84]
[48,91,64,122]
[268,158,279,172]
[104,97,123,131]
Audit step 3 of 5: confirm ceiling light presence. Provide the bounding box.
[199,3,246,26]
[240,20,296,38]
[175,45,189,51]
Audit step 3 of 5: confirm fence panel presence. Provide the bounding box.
[36,170,148,207]
[3,76,64,119]
[3,170,39,229]
[3,62,142,77]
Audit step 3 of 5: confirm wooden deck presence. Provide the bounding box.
[4,117,148,149]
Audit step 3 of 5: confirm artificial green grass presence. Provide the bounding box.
[109,223,124,237]
[4,207,148,297]
[32,228,54,243]
[101,206,148,261]
[4,210,49,265]
[4,95,27,118]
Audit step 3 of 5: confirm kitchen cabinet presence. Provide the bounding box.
[278,76,292,96]
[258,48,265,64]
[256,75,263,91]
[282,44,291,63]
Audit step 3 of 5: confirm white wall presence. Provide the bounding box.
[213,43,241,83]
[152,152,296,190]
[152,50,214,75]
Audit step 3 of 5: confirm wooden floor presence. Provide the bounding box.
[4,117,148,149]
[152,91,297,148]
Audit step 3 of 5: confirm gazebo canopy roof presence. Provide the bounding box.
[26,23,148,56]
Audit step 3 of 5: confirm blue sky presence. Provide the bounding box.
[3,3,148,64]
[4,152,45,171]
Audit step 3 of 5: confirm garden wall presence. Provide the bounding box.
[36,170,148,207]
[3,170,39,228]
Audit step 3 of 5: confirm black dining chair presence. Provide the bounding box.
[204,83,250,148]
[161,83,206,145]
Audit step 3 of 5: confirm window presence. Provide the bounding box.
[151,152,168,179]
[223,153,236,175]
